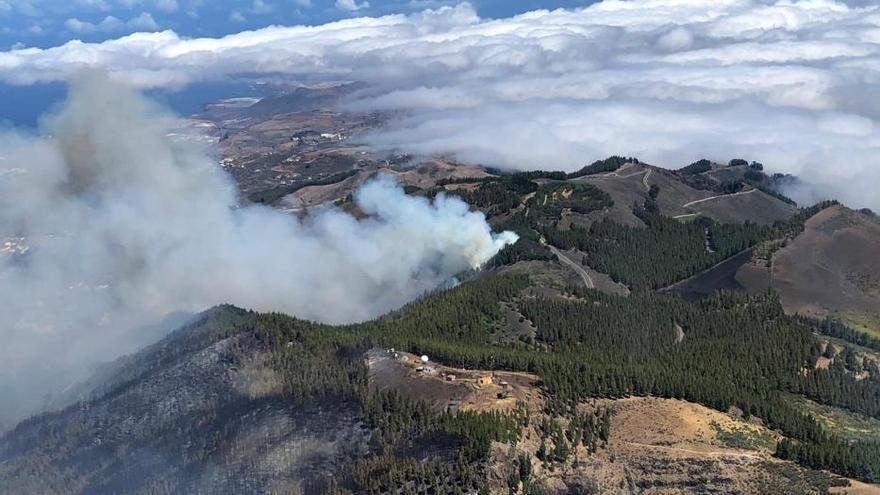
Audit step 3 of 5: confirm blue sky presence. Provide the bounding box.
[0,0,594,50]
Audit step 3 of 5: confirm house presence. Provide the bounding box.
[445,374,457,382]
[477,374,493,386]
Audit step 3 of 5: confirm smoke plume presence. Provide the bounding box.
[0,72,516,427]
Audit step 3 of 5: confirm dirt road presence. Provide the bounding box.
[682,188,757,208]
[596,162,635,178]
[621,441,764,460]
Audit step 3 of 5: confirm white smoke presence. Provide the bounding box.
[0,71,516,427]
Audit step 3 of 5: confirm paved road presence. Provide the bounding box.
[548,245,594,289]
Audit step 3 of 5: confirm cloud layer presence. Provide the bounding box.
[3,0,877,209]
[0,72,515,426]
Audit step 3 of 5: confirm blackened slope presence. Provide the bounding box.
[0,308,368,495]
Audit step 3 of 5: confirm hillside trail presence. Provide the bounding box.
[595,162,635,178]
[621,441,765,460]
[681,187,757,208]
[592,163,652,189]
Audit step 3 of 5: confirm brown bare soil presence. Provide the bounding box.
[498,260,571,290]
[289,170,372,208]
[694,189,797,225]
[487,397,862,495]
[286,160,489,212]
[831,479,880,495]
[396,160,490,188]
[579,164,795,227]
[366,348,872,494]
[751,206,880,334]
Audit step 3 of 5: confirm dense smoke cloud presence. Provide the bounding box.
[2,0,879,210]
[0,72,516,426]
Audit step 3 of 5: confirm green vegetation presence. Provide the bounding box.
[525,182,613,225]
[838,311,880,341]
[328,392,526,494]
[753,462,848,494]
[448,174,539,217]
[4,162,874,493]
[441,166,825,294]
[247,183,873,490]
[543,212,767,289]
[710,421,776,451]
[775,437,880,483]
[796,315,880,353]
[7,259,880,491]
[245,267,880,486]
[487,217,555,268]
[536,200,837,290]
[567,156,638,178]
[786,394,880,442]
[533,409,611,469]
[678,158,713,175]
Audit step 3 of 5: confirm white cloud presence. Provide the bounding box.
[127,12,159,30]
[2,1,880,210]
[64,17,97,33]
[13,1,38,17]
[229,11,246,23]
[336,0,369,12]
[155,0,178,13]
[75,0,111,11]
[115,0,177,12]
[250,0,273,14]
[656,27,693,52]
[64,12,159,33]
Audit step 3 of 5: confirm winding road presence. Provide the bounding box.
[548,244,595,289]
